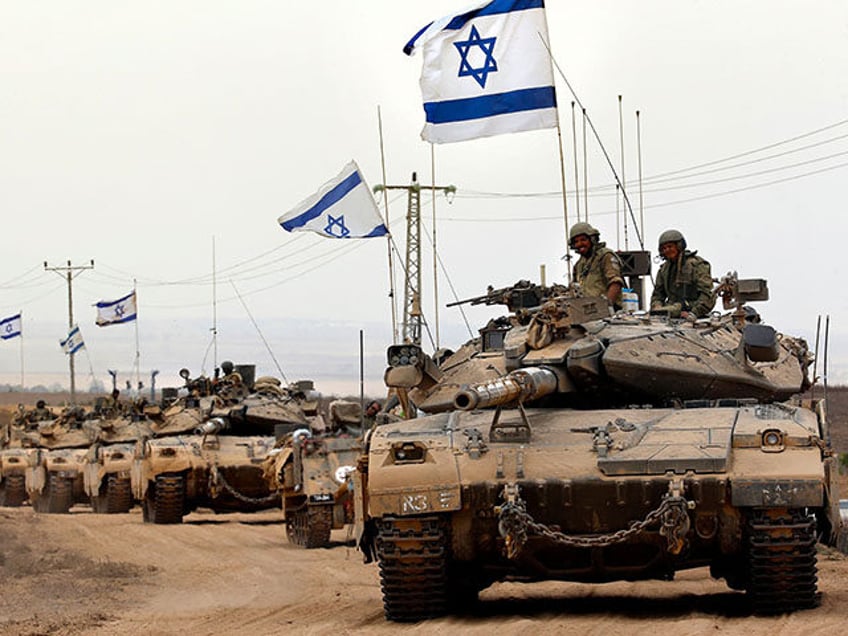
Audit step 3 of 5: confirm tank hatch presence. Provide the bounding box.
[598,408,735,476]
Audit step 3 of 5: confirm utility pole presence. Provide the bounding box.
[45,259,94,402]
[375,173,455,347]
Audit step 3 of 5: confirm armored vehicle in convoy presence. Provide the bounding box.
[133,367,314,524]
[265,399,363,548]
[83,403,153,514]
[354,274,845,621]
[0,408,45,507]
[26,406,93,514]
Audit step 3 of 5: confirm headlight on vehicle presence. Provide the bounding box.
[391,442,426,464]
[760,428,785,452]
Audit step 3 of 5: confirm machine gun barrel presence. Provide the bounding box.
[453,367,558,411]
[195,416,229,435]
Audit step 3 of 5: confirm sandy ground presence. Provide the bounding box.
[2,392,847,636]
[0,504,846,636]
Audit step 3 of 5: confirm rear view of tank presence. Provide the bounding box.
[355,275,844,621]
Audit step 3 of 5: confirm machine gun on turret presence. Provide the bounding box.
[447,280,568,312]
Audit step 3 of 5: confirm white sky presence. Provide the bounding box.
[1,1,846,395]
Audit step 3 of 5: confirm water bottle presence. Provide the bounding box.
[622,288,639,313]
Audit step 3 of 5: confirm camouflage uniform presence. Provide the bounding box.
[572,242,625,304]
[650,251,714,318]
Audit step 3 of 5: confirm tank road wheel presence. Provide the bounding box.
[286,504,333,548]
[745,508,819,613]
[93,475,133,514]
[0,474,27,507]
[375,515,450,622]
[143,473,185,524]
[32,473,73,514]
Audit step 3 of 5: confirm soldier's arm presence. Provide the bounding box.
[690,259,716,317]
[601,252,624,304]
[650,268,666,309]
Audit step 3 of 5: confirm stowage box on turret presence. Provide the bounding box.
[354,274,846,622]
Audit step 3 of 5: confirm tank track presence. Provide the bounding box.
[0,474,27,507]
[32,473,73,514]
[143,473,185,524]
[746,507,819,613]
[375,515,450,622]
[286,504,332,548]
[93,475,133,514]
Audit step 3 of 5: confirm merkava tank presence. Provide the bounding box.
[132,367,313,524]
[0,405,49,507]
[265,398,363,548]
[354,273,845,621]
[25,406,95,514]
[82,399,154,514]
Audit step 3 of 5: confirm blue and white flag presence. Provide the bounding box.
[60,325,85,355]
[404,0,557,143]
[278,161,389,238]
[95,290,138,326]
[0,313,22,340]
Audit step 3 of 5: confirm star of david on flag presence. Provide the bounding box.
[404,0,557,143]
[95,290,138,327]
[278,161,389,239]
[60,325,85,355]
[0,313,22,340]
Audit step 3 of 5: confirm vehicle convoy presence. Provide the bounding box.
[265,399,363,548]
[132,367,315,524]
[354,273,846,621]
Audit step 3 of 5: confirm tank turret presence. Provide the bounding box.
[384,273,812,414]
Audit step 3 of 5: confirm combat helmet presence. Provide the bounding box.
[658,229,687,251]
[569,222,600,246]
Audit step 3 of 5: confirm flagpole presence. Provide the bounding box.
[19,309,24,390]
[133,280,140,392]
[377,106,399,345]
[430,143,440,349]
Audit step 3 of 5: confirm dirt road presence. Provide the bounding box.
[1,505,846,636]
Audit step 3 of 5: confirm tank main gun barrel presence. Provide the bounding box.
[453,367,558,411]
[195,417,229,435]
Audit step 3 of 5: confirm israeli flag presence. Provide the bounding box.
[60,325,85,355]
[278,161,389,239]
[95,290,138,326]
[0,313,22,340]
[404,0,557,144]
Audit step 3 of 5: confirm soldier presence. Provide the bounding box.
[650,229,715,319]
[31,399,54,422]
[569,222,624,307]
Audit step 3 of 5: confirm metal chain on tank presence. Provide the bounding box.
[496,481,692,559]
[208,464,281,506]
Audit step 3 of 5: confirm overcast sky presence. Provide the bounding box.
[1,1,846,395]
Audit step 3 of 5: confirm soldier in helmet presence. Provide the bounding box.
[569,222,624,307]
[650,229,715,319]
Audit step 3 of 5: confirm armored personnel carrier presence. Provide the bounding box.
[133,369,311,524]
[265,399,362,548]
[354,274,844,621]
